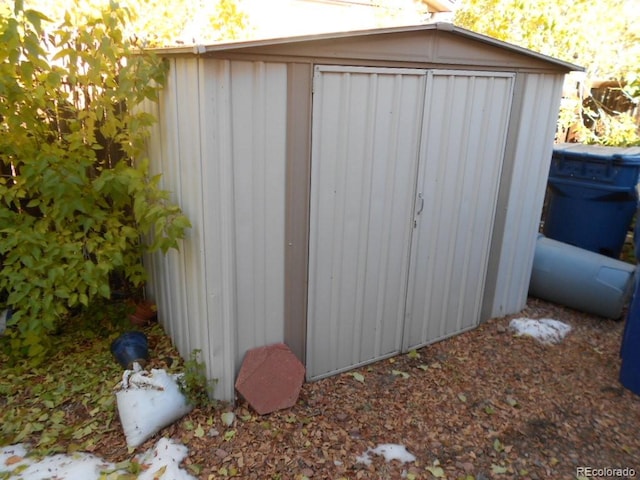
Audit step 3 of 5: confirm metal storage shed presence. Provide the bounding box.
[141,23,581,401]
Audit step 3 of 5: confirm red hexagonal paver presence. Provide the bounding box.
[235,343,305,415]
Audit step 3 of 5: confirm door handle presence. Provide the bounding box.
[416,192,424,216]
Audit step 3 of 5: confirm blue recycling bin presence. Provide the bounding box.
[621,271,640,395]
[543,144,640,258]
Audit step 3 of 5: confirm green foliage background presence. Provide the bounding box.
[454,0,640,146]
[454,0,640,79]
[10,0,251,46]
[0,1,190,359]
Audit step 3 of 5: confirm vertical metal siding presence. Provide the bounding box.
[403,71,514,350]
[197,59,239,401]
[307,66,427,380]
[144,58,288,401]
[144,57,238,400]
[490,73,565,317]
[231,61,288,369]
[175,58,209,361]
[148,59,193,358]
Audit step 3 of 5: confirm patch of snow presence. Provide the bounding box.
[0,438,195,480]
[135,438,195,480]
[0,449,118,480]
[0,444,27,465]
[355,451,373,466]
[356,443,416,466]
[509,318,572,344]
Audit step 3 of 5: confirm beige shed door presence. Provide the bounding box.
[306,66,513,380]
[403,71,515,351]
[306,65,427,380]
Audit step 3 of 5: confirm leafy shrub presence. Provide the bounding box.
[0,2,190,360]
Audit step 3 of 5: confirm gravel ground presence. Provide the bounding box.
[147,297,640,479]
[5,297,638,479]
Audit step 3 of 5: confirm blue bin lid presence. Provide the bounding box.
[553,143,640,165]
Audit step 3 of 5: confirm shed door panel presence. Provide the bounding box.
[307,66,427,380]
[403,71,514,349]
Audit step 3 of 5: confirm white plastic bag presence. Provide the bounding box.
[115,368,193,448]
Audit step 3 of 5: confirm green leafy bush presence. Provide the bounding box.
[0,2,190,360]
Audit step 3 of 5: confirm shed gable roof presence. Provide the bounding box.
[153,23,582,73]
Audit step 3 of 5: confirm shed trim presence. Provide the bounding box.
[149,23,583,73]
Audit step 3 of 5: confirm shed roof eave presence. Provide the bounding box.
[437,23,583,72]
[146,23,584,73]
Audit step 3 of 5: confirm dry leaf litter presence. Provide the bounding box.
[2,298,639,479]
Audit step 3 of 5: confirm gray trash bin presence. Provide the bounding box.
[530,235,636,318]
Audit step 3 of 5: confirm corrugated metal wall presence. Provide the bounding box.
[143,59,288,400]
[489,73,565,317]
[228,61,288,369]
